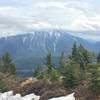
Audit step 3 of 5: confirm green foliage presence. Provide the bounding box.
[0,80,9,92]
[50,68,60,82]
[45,52,61,82]
[46,52,53,73]
[63,43,94,89]
[70,42,79,62]
[34,66,45,79]
[59,52,66,74]
[63,60,80,89]
[34,66,41,77]
[33,43,100,95]
[2,52,12,64]
[0,52,16,75]
[97,53,100,63]
[34,52,61,82]
[88,64,100,94]
[70,43,93,71]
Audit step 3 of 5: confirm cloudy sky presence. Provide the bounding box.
[0,0,100,40]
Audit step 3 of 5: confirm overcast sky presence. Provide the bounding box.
[0,0,100,40]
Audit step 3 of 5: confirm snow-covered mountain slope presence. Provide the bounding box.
[0,30,97,67]
[0,91,75,100]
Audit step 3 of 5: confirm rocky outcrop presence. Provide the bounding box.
[74,85,100,100]
[40,89,67,100]
[14,78,68,100]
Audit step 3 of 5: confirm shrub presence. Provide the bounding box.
[0,80,9,92]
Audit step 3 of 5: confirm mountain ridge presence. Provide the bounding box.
[0,30,99,67]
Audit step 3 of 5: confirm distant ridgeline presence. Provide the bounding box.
[0,30,99,69]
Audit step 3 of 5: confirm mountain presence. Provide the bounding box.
[94,41,100,52]
[0,30,98,68]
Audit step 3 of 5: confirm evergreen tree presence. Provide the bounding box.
[1,52,16,75]
[45,52,61,81]
[77,44,92,71]
[71,42,78,61]
[68,43,93,81]
[59,52,66,74]
[46,52,53,73]
[2,52,12,64]
[88,64,100,94]
[50,68,60,82]
[97,53,100,63]
[64,60,80,89]
[34,66,41,77]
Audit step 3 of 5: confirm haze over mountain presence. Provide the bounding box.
[0,0,100,68]
[0,0,100,41]
[0,30,99,68]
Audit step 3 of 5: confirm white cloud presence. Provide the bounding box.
[0,0,100,40]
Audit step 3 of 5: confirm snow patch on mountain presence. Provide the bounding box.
[23,36,27,43]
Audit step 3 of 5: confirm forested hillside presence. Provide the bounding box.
[0,43,100,100]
